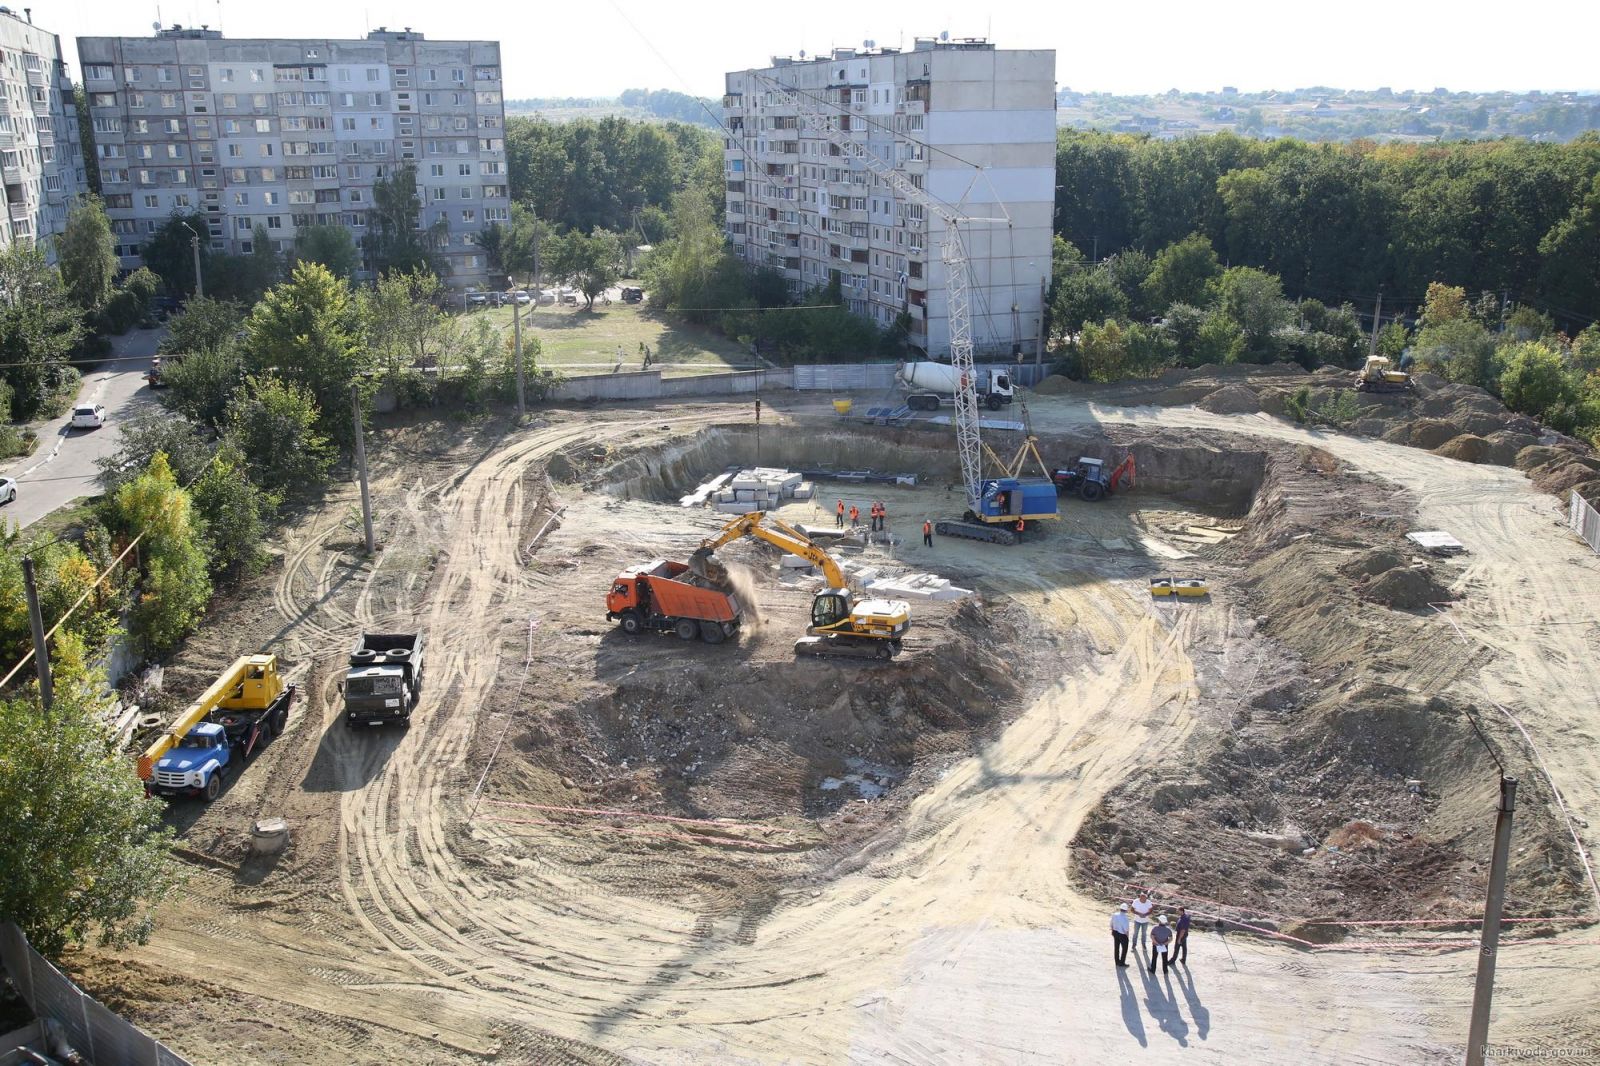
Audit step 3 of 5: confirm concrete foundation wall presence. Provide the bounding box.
[552,368,795,403]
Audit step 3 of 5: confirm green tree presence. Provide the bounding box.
[641,189,743,325]
[223,375,334,495]
[99,267,159,334]
[1420,282,1469,329]
[73,85,100,193]
[56,196,119,313]
[1142,233,1221,310]
[192,442,278,579]
[161,296,246,356]
[294,224,359,280]
[364,163,444,277]
[107,452,212,653]
[1214,266,1292,361]
[243,262,369,444]
[1051,267,1129,336]
[96,413,216,494]
[361,270,452,378]
[0,672,181,959]
[1194,310,1246,364]
[548,227,624,309]
[161,344,245,429]
[1499,341,1578,421]
[1412,318,1499,388]
[139,212,210,296]
[1539,173,1600,323]
[0,243,84,419]
[1077,319,1130,382]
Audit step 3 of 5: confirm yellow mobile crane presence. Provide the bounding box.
[693,512,912,660]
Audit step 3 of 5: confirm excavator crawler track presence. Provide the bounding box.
[934,520,1019,546]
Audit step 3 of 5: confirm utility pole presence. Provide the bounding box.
[21,556,51,711]
[181,221,203,298]
[1368,290,1383,359]
[754,397,762,467]
[1465,776,1517,1066]
[350,384,375,555]
[512,292,526,419]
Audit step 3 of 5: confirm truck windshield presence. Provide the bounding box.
[184,732,216,747]
[347,675,402,696]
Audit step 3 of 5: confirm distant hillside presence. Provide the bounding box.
[505,88,719,128]
[1061,86,1600,142]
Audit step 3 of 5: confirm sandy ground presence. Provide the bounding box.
[72,394,1600,1065]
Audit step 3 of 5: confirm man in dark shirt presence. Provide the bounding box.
[1174,906,1192,965]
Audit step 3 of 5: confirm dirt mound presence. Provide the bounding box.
[1195,384,1262,415]
[1032,374,1075,395]
[1339,548,1404,580]
[1364,566,1452,609]
[1434,434,1489,463]
[1400,418,1462,450]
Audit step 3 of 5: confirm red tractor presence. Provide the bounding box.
[1051,454,1135,502]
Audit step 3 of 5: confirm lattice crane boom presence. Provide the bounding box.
[748,71,986,513]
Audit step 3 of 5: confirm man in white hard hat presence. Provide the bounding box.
[1110,903,1131,967]
[1149,913,1174,974]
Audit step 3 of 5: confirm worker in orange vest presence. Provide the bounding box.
[922,519,933,548]
[1014,517,1026,538]
[849,504,860,528]
[836,499,845,528]
[872,500,884,532]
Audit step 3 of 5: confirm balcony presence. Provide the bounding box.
[9,202,29,220]
[36,129,52,147]
[1,166,21,185]
[25,69,46,89]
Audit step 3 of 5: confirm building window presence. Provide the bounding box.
[143,194,160,208]
[429,163,443,177]
[129,92,145,108]
[366,68,379,82]
[234,191,250,205]
[86,64,113,80]
[432,188,445,201]
[266,216,281,229]
[263,192,279,205]
[220,68,234,82]
[91,93,116,108]
[255,118,270,133]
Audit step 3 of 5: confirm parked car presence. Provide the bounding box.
[0,477,16,504]
[510,289,533,305]
[621,286,644,304]
[537,289,557,305]
[465,290,489,307]
[70,404,106,430]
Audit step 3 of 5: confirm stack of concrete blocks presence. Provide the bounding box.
[865,574,973,601]
[713,468,815,514]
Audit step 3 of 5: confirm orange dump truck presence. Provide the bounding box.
[606,559,743,645]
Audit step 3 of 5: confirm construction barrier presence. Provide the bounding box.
[1570,490,1600,555]
[0,922,192,1066]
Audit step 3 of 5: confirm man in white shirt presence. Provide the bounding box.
[1110,903,1131,967]
[1130,890,1155,950]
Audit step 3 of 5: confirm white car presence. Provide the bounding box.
[510,289,532,305]
[0,477,15,504]
[70,404,106,430]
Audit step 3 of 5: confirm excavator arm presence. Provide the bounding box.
[697,512,848,588]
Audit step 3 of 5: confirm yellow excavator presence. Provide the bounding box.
[692,512,912,660]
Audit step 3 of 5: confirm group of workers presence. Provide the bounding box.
[833,497,937,548]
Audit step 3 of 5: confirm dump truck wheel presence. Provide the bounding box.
[675,619,699,641]
[203,774,221,802]
[721,621,738,638]
[619,610,643,635]
[701,623,726,645]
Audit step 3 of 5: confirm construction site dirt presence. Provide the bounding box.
[67,388,1600,1065]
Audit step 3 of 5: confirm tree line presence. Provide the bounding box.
[1052,130,1600,330]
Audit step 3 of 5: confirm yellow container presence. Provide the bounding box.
[832,399,853,416]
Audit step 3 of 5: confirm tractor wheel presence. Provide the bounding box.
[1080,481,1106,502]
[675,619,699,641]
[202,774,221,803]
[619,610,644,635]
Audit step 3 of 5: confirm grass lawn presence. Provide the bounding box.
[462,300,756,377]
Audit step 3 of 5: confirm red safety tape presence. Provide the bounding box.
[478,814,784,851]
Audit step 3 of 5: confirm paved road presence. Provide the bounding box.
[3,325,167,529]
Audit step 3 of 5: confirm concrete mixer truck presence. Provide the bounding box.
[897,361,1015,411]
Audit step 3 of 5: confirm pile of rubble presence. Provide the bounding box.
[778,553,972,602]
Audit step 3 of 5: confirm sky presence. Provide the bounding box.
[31,0,1600,98]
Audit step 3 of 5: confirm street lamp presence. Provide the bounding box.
[179,221,203,299]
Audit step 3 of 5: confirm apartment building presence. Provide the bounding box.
[78,26,508,288]
[0,7,85,254]
[723,39,1055,358]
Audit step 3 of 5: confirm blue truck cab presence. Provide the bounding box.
[151,722,232,801]
[975,477,1060,524]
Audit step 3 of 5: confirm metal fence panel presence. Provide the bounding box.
[1572,491,1600,554]
[0,922,191,1066]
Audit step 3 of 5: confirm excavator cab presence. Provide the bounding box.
[811,590,853,630]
